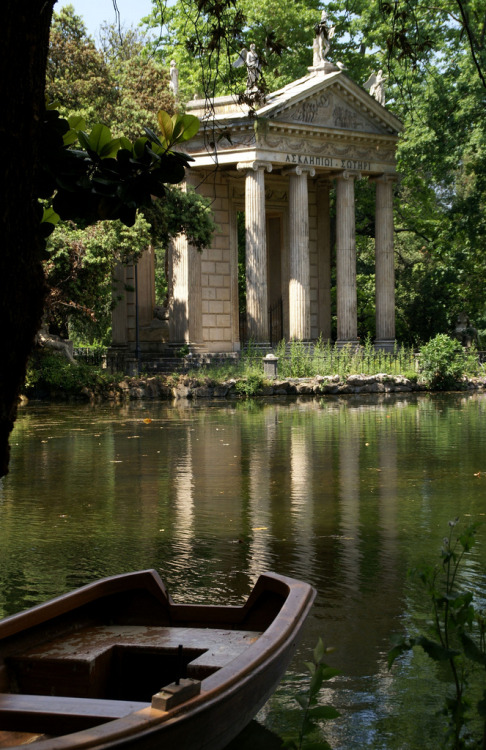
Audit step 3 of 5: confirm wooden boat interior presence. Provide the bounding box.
[0,571,291,745]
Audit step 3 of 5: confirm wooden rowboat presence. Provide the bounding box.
[0,570,315,749]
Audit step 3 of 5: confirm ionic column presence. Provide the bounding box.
[237,161,272,342]
[335,171,360,346]
[373,175,397,351]
[316,179,332,341]
[284,165,315,340]
[168,170,202,343]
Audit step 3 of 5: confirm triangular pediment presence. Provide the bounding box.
[258,71,402,137]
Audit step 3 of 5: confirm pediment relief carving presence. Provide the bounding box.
[272,89,387,135]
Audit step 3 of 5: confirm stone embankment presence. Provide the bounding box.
[81,373,486,402]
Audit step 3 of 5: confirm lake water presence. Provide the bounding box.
[1,393,485,748]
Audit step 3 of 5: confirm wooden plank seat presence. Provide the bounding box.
[0,694,147,734]
[5,626,262,703]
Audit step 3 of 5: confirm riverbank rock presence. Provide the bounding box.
[22,371,486,405]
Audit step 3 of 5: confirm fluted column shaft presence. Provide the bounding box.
[169,170,201,343]
[286,166,315,340]
[316,179,332,341]
[336,171,359,345]
[238,161,272,341]
[374,175,396,350]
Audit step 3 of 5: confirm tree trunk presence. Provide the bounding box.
[0,3,55,476]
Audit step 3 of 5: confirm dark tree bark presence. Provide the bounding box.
[0,3,56,476]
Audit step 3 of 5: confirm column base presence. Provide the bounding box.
[374,338,396,352]
[335,339,360,350]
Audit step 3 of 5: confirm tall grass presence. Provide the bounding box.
[186,338,419,381]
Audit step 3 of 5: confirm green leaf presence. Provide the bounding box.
[460,633,486,666]
[157,110,174,144]
[118,137,133,153]
[62,129,79,147]
[41,206,60,226]
[295,693,308,709]
[99,138,123,159]
[308,706,340,720]
[88,124,113,155]
[313,638,326,664]
[67,115,86,131]
[133,137,149,158]
[416,635,459,662]
[309,669,324,697]
[77,130,91,152]
[171,113,200,144]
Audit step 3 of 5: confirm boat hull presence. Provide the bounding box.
[0,571,315,750]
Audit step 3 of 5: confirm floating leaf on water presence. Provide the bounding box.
[252,527,268,531]
[143,418,152,424]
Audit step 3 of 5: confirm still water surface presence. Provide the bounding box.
[1,393,486,748]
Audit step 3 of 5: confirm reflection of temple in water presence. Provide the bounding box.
[108,400,403,674]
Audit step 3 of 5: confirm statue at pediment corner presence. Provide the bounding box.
[233,44,262,93]
[364,70,387,106]
[314,10,336,64]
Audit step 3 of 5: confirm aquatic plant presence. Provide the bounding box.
[388,519,486,749]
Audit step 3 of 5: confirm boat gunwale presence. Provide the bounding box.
[0,571,315,750]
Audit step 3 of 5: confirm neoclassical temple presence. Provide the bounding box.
[110,51,402,366]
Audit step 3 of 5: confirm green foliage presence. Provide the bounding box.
[40,108,197,231]
[144,0,323,101]
[47,7,174,139]
[24,351,120,396]
[418,335,479,390]
[281,639,340,750]
[273,338,417,380]
[44,214,151,341]
[235,374,265,398]
[388,519,486,749]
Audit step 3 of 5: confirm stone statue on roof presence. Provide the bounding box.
[364,70,387,106]
[314,10,335,64]
[233,44,262,93]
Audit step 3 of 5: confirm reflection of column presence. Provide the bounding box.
[336,171,359,346]
[373,175,396,351]
[237,161,272,341]
[248,411,276,579]
[285,166,315,340]
[173,428,195,564]
[339,425,360,585]
[169,170,202,343]
[378,428,398,568]
[290,424,314,574]
[316,179,332,341]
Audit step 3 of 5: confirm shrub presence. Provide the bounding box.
[24,351,119,396]
[418,334,479,390]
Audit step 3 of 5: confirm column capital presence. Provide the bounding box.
[337,170,362,181]
[236,160,272,174]
[369,172,400,184]
[283,165,316,178]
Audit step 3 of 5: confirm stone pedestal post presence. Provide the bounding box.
[335,171,360,347]
[237,161,272,342]
[316,179,332,341]
[373,175,396,351]
[285,165,315,340]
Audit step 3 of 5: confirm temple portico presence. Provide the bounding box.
[109,47,402,366]
[175,64,402,353]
